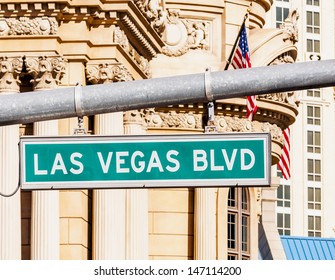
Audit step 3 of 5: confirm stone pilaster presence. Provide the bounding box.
[123,110,148,260]
[87,63,132,259]
[26,55,66,259]
[194,188,216,259]
[0,56,23,260]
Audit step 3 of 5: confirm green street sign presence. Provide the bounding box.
[20,133,271,190]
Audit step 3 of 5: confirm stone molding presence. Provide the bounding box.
[144,107,284,145]
[113,27,152,78]
[25,56,67,90]
[144,108,203,130]
[86,63,133,85]
[0,56,23,93]
[162,9,210,57]
[134,0,166,36]
[0,17,57,36]
[119,13,159,59]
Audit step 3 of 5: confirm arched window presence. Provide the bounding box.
[227,187,250,260]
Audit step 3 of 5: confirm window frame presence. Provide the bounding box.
[227,188,250,260]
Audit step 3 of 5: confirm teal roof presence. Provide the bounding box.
[281,236,335,260]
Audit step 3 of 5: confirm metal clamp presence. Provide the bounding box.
[74,83,86,135]
[74,83,83,117]
[204,68,214,102]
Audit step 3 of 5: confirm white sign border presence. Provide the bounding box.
[20,133,271,190]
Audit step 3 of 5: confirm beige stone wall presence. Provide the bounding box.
[149,189,194,259]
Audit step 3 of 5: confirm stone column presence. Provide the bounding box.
[194,187,216,259]
[87,63,132,259]
[123,110,148,259]
[26,56,66,259]
[0,56,23,259]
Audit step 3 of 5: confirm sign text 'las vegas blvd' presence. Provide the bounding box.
[20,133,271,190]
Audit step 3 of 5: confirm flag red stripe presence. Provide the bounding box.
[278,128,291,180]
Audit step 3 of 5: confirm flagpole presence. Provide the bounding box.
[224,13,249,71]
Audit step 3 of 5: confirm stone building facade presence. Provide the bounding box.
[0,0,298,260]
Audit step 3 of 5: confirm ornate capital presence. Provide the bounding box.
[25,56,66,90]
[0,17,58,36]
[86,63,133,84]
[0,56,23,93]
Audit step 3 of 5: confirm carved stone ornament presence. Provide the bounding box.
[214,116,252,133]
[134,0,166,35]
[144,108,202,129]
[162,9,210,57]
[280,9,299,44]
[124,110,145,126]
[260,122,284,145]
[113,26,152,77]
[0,17,58,36]
[25,56,67,90]
[0,56,23,93]
[86,63,133,84]
[258,54,300,108]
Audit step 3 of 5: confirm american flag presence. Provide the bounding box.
[232,24,258,121]
[278,127,291,180]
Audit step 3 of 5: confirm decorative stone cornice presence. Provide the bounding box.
[86,63,133,84]
[114,27,152,78]
[25,56,66,90]
[0,56,23,93]
[0,17,58,36]
[144,107,285,146]
[119,13,158,58]
[162,9,210,57]
[134,0,166,36]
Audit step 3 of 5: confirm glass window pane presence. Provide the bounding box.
[314,13,320,26]
[228,187,236,207]
[283,8,289,20]
[315,188,321,202]
[307,0,312,5]
[308,216,314,229]
[284,214,290,228]
[315,107,321,117]
[314,0,319,6]
[315,216,321,230]
[277,213,283,228]
[308,159,313,173]
[284,185,290,200]
[314,40,320,53]
[308,131,313,145]
[242,188,248,210]
[307,40,313,52]
[277,185,283,199]
[307,11,312,25]
[308,187,314,201]
[276,7,282,22]
[315,132,321,146]
[315,160,321,174]
[307,106,313,117]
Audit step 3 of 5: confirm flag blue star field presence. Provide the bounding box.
[232,24,258,121]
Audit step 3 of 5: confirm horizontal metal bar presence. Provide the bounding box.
[0,59,335,126]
